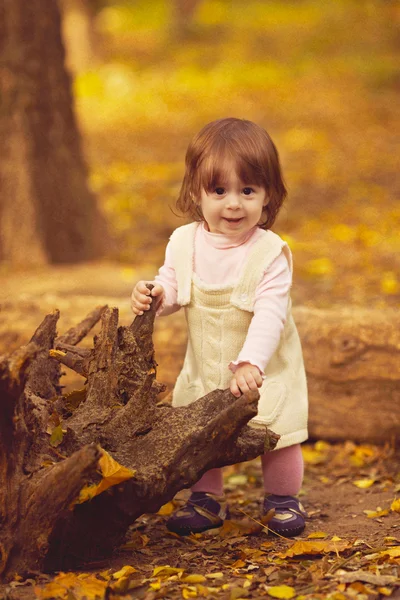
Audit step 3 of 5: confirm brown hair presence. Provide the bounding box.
[176,118,287,229]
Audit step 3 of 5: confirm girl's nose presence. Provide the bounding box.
[226,193,241,208]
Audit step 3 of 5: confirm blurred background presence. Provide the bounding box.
[1,0,399,312]
[64,0,399,308]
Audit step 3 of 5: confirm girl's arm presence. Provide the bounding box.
[153,242,180,316]
[131,242,180,317]
[229,251,291,395]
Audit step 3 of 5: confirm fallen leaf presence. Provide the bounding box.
[158,501,175,515]
[353,478,375,489]
[182,575,207,584]
[363,507,389,518]
[336,569,398,585]
[153,565,185,578]
[182,586,198,598]
[35,572,107,600]
[307,531,328,539]
[230,586,249,599]
[267,584,296,599]
[378,587,395,596]
[77,449,135,504]
[112,565,136,580]
[380,547,400,558]
[390,498,400,513]
[49,424,64,448]
[279,539,351,558]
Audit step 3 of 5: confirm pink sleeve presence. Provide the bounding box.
[229,251,291,374]
[153,242,181,316]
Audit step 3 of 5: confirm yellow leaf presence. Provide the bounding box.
[205,572,224,579]
[279,539,351,558]
[112,565,136,580]
[390,498,400,513]
[97,450,135,490]
[77,449,135,504]
[182,586,198,598]
[78,483,98,504]
[380,547,400,558]
[353,478,375,489]
[364,508,389,518]
[307,532,328,539]
[49,424,64,448]
[149,581,161,590]
[267,584,296,599]
[182,575,207,583]
[319,476,331,484]
[158,501,175,515]
[379,587,394,596]
[301,445,328,465]
[153,566,184,578]
[49,349,67,359]
[231,559,246,568]
[35,572,107,600]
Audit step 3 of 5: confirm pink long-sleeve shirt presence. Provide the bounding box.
[154,222,291,375]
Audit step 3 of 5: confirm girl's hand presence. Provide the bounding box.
[131,281,164,315]
[230,362,263,398]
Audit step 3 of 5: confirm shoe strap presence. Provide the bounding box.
[187,501,224,525]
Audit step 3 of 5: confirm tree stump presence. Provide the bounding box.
[0,292,279,580]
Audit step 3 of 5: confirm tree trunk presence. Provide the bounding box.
[294,306,400,443]
[0,292,278,580]
[171,0,201,38]
[60,0,100,73]
[0,0,107,265]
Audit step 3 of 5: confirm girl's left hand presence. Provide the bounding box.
[230,362,263,398]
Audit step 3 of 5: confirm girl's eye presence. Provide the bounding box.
[214,187,225,195]
[242,187,254,195]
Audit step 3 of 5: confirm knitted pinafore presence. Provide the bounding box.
[170,223,308,449]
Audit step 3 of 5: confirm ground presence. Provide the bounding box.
[0,269,399,600]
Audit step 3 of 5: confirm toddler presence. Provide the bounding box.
[131,118,308,537]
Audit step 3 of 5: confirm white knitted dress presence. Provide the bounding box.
[169,223,308,450]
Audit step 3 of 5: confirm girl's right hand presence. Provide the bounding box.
[131,281,164,315]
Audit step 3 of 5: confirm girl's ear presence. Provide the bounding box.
[263,193,270,208]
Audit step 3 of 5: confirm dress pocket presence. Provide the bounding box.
[256,380,288,425]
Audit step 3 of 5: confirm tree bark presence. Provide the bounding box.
[0,0,108,265]
[60,0,100,73]
[294,306,400,443]
[0,292,278,580]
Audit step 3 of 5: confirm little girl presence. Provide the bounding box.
[131,118,308,538]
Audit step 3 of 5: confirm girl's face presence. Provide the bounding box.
[200,169,268,236]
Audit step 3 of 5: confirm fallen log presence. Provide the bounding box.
[294,306,400,444]
[0,292,278,580]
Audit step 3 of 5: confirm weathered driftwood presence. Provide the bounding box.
[294,306,400,443]
[0,294,278,580]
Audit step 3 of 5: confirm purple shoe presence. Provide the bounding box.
[263,494,307,537]
[166,492,229,536]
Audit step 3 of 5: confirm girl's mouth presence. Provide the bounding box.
[224,217,243,223]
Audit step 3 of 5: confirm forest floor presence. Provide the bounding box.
[0,267,399,600]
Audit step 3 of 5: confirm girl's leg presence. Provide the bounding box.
[167,468,226,535]
[261,444,304,495]
[191,468,224,496]
[261,444,306,538]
